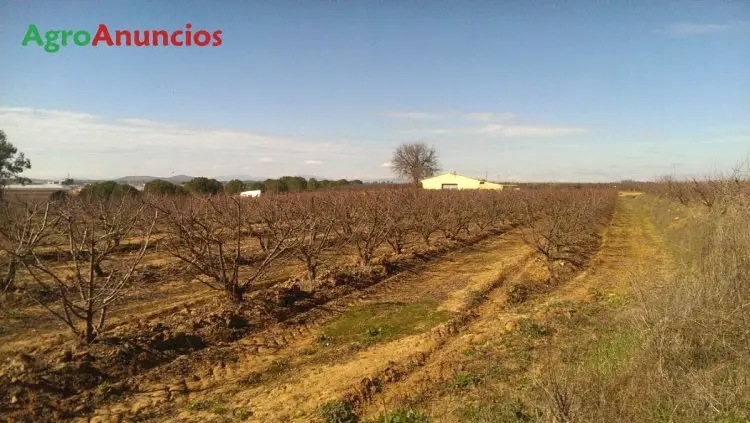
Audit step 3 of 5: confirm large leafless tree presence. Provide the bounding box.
[390,142,441,186]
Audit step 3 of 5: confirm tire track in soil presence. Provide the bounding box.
[83,233,535,422]
[358,194,669,421]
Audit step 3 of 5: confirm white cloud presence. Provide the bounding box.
[663,23,733,37]
[403,123,589,137]
[304,160,322,165]
[258,157,275,162]
[381,111,451,120]
[380,162,392,167]
[464,112,515,122]
[699,135,750,144]
[382,110,515,122]
[0,107,365,179]
[400,128,458,135]
[385,110,586,137]
[472,124,589,137]
[0,107,356,154]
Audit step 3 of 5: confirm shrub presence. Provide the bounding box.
[517,318,551,339]
[506,283,533,304]
[184,177,223,195]
[316,399,359,423]
[223,179,246,195]
[232,408,253,420]
[144,179,187,196]
[79,181,140,200]
[366,327,382,337]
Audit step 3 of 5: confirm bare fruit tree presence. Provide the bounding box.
[411,191,444,247]
[0,200,60,292]
[659,175,691,206]
[383,190,415,254]
[690,176,721,210]
[334,191,389,267]
[390,142,441,186]
[158,195,292,302]
[282,194,338,282]
[471,191,506,233]
[438,191,474,240]
[18,197,157,344]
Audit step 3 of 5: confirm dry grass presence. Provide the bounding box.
[533,191,750,422]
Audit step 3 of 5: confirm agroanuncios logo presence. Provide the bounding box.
[21,23,223,53]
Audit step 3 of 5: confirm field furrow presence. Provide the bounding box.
[84,233,536,422]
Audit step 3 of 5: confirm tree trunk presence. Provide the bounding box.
[307,266,317,282]
[85,310,96,344]
[3,260,18,292]
[227,283,245,302]
[386,239,403,255]
[306,257,317,282]
[93,262,105,277]
[86,241,97,344]
[547,259,561,285]
[255,234,268,252]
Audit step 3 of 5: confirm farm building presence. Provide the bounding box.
[240,190,262,197]
[420,172,505,190]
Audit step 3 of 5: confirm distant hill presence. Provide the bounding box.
[115,176,159,184]
[294,174,326,180]
[115,175,194,184]
[164,175,194,183]
[214,175,331,182]
[214,175,267,182]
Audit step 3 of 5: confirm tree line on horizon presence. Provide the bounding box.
[75,176,371,199]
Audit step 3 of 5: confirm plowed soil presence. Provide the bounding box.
[4,194,665,423]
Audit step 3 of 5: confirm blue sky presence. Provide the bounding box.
[1,0,749,181]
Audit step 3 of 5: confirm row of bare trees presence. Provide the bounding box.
[656,173,750,210]
[151,190,522,303]
[516,188,617,283]
[1,187,617,343]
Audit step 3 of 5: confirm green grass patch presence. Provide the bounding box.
[300,347,317,356]
[589,288,633,308]
[320,301,454,347]
[1,308,29,320]
[452,371,482,389]
[715,410,750,423]
[232,407,253,420]
[365,408,431,423]
[186,396,229,414]
[463,346,483,357]
[517,318,551,339]
[583,328,641,376]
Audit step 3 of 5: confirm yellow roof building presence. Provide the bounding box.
[420,172,505,190]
